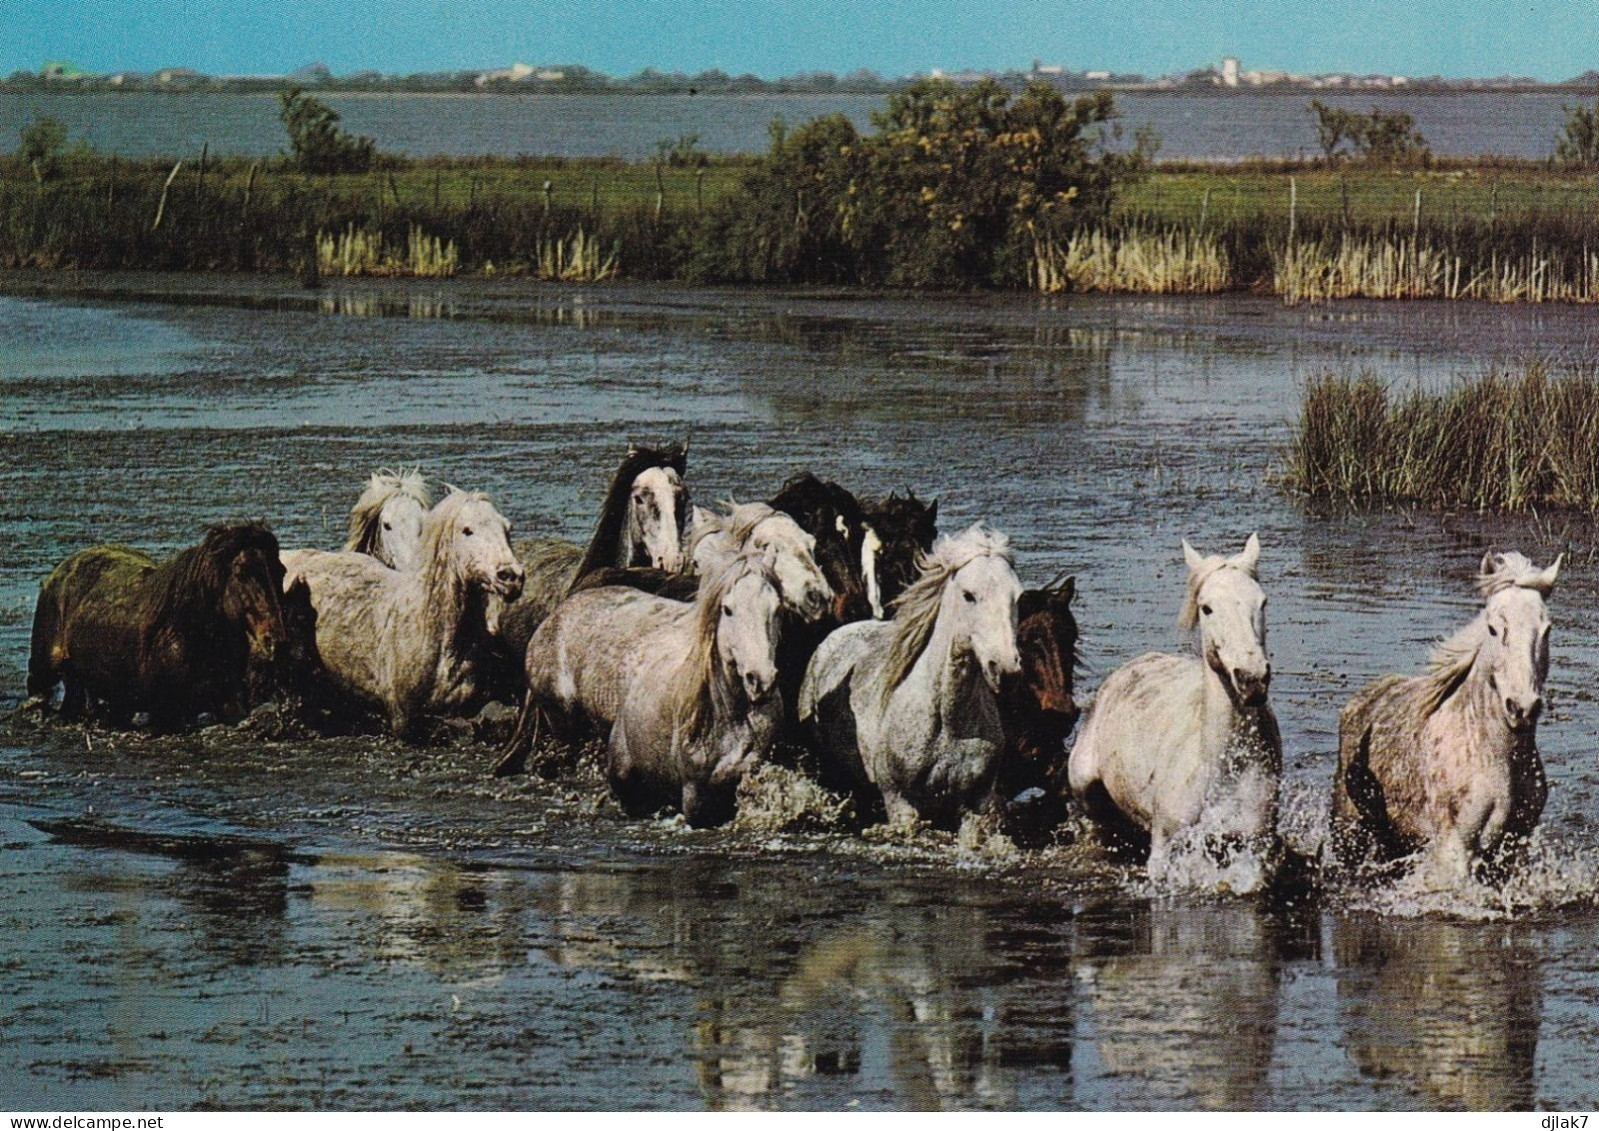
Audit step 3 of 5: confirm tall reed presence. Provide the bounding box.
[1030,226,1230,294]
[1281,365,1599,511]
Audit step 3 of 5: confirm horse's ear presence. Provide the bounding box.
[627,441,639,457]
[1182,539,1205,573]
[1235,532,1261,574]
[1059,575,1076,604]
[1480,549,1500,579]
[927,498,938,524]
[1537,553,1564,593]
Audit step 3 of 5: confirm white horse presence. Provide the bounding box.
[1329,550,1560,885]
[688,501,832,623]
[1067,534,1281,892]
[502,444,689,659]
[516,553,785,825]
[280,489,525,738]
[798,524,1021,827]
[344,468,430,572]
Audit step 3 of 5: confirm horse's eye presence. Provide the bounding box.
[963,589,976,604]
[1201,604,1213,616]
[383,522,392,531]
[463,527,474,537]
[722,604,734,617]
[1487,623,1498,637]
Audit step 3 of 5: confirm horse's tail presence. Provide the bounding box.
[25,579,63,703]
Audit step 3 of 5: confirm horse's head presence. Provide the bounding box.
[1477,550,1560,732]
[221,537,291,668]
[866,491,938,616]
[770,472,872,622]
[347,468,429,571]
[711,554,784,707]
[429,490,525,630]
[939,526,1022,694]
[748,512,833,623]
[375,490,427,572]
[1016,572,1079,726]
[626,464,688,573]
[1183,533,1270,708]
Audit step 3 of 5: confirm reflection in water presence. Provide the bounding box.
[1076,902,1290,1109]
[1333,915,1540,1110]
[306,852,525,981]
[318,294,459,320]
[537,863,1076,1110]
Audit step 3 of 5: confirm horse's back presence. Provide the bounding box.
[275,548,398,699]
[798,619,885,723]
[1067,651,1201,811]
[526,585,688,732]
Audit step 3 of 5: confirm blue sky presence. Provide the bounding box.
[5,0,1596,81]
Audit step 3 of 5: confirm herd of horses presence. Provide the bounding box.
[23,443,1562,896]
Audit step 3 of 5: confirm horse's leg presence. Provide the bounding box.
[492,695,538,777]
[881,790,919,829]
[58,674,88,722]
[680,780,736,828]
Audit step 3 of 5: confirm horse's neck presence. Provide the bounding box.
[905,602,983,723]
[1441,655,1518,753]
[1196,657,1241,755]
[410,560,478,661]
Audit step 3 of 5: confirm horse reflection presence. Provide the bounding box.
[1333,915,1539,1110]
[1075,902,1285,1109]
[536,865,1075,1110]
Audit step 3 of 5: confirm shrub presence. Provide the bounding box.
[1555,101,1599,168]
[279,87,375,174]
[18,116,68,180]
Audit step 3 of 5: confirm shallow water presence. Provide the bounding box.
[3,273,1599,1110]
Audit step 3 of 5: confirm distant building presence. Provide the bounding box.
[40,60,92,81]
[1220,57,1240,87]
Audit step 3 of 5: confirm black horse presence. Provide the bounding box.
[863,490,939,612]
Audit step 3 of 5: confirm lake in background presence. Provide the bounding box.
[0,90,1585,161]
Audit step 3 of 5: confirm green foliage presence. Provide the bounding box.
[1555,101,1599,168]
[18,116,68,179]
[691,79,1141,287]
[278,87,375,174]
[1308,101,1429,166]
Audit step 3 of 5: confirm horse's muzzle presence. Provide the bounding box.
[494,564,526,603]
[1232,666,1271,708]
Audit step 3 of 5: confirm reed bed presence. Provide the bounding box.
[535,227,619,282]
[1281,365,1599,511]
[1030,227,1231,294]
[1272,235,1599,305]
[315,224,459,277]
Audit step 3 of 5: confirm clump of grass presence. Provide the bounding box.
[1030,226,1230,294]
[1281,365,1599,510]
[536,227,618,282]
[316,223,457,277]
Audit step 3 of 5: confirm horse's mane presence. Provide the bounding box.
[666,552,778,741]
[878,523,1012,706]
[1178,551,1257,633]
[866,490,935,537]
[771,471,867,528]
[1418,552,1556,713]
[575,443,687,578]
[686,500,777,561]
[141,522,281,650]
[344,467,430,556]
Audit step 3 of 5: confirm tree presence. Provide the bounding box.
[278,86,374,174]
[1555,101,1599,167]
[18,116,68,179]
[1309,99,1364,163]
[1307,101,1428,166]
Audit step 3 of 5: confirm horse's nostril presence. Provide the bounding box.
[1506,698,1521,718]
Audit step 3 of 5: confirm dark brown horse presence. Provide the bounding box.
[995,572,1081,828]
[27,522,291,732]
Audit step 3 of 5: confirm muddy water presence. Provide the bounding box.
[4,273,1599,1110]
